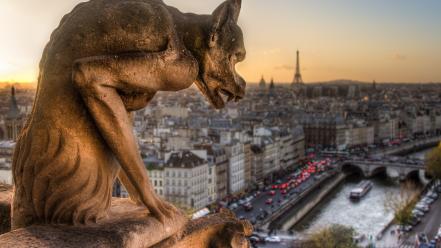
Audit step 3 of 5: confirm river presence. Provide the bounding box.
[291,148,435,238]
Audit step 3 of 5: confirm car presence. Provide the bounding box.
[251,233,266,243]
[408,216,421,226]
[281,189,287,195]
[427,192,438,200]
[265,198,273,205]
[244,203,253,211]
[415,204,430,213]
[228,203,239,210]
[268,190,276,196]
[249,235,265,244]
[399,225,412,232]
[264,236,281,243]
[412,209,425,217]
[422,197,435,205]
[417,232,429,244]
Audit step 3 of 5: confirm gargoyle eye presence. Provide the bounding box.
[235,51,246,62]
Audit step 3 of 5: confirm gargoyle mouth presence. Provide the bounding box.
[195,78,244,109]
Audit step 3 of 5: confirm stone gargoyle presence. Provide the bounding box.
[11,0,246,239]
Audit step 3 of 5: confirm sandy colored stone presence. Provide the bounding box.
[11,0,246,240]
[0,183,12,234]
[0,198,251,248]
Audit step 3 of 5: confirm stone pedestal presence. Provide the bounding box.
[0,183,12,235]
[0,190,251,248]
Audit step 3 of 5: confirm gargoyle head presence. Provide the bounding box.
[195,0,246,109]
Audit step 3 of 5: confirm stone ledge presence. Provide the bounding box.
[0,183,12,235]
[0,189,251,248]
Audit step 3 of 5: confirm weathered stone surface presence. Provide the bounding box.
[12,0,246,238]
[8,0,248,246]
[1,198,187,247]
[0,198,251,248]
[0,184,12,234]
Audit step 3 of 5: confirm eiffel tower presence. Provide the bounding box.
[292,50,303,84]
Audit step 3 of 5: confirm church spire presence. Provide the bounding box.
[259,75,266,89]
[7,86,20,120]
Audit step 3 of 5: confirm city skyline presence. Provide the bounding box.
[0,0,440,83]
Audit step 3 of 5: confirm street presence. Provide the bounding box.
[233,167,336,230]
[400,193,441,247]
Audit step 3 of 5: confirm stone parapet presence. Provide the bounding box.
[0,193,251,248]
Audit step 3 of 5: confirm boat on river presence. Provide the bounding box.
[349,180,373,200]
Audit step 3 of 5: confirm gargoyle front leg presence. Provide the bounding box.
[72,50,198,223]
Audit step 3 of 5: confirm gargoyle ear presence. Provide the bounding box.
[209,0,242,48]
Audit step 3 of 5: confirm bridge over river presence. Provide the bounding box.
[341,158,426,180]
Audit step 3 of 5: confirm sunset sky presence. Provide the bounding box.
[0,0,440,83]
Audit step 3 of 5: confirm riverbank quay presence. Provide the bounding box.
[270,173,346,231]
[255,170,340,231]
[370,136,441,157]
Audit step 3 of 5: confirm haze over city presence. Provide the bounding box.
[1,0,441,83]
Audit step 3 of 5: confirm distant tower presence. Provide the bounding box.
[4,86,24,141]
[269,77,275,90]
[259,75,266,89]
[293,50,304,84]
[372,80,377,90]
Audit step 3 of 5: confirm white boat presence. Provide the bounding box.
[349,180,373,200]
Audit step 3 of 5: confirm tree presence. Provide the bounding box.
[306,224,357,248]
[384,182,419,226]
[426,143,441,179]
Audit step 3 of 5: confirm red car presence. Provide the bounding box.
[268,190,276,196]
[281,189,287,195]
[265,198,273,205]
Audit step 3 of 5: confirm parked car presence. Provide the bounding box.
[415,204,430,213]
[412,209,425,218]
[408,216,421,226]
[399,225,412,232]
[422,197,435,205]
[427,192,438,200]
[265,198,273,205]
[265,236,281,243]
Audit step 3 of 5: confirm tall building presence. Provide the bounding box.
[225,142,245,194]
[292,50,304,85]
[164,150,209,210]
[259,75,266,89]
[4,86,24,141]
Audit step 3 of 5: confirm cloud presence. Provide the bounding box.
[393,53,407,61]
[274,65,294,70]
